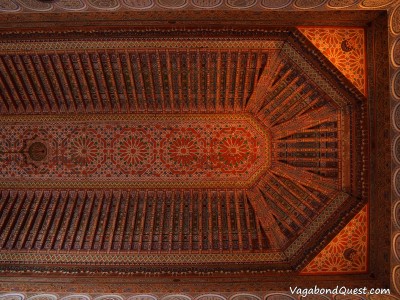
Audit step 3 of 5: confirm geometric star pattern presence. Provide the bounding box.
[0,115,269,188]
[298,27,367,96]
[301,204,368,274]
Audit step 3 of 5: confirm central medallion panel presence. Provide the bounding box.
[0,114,270,188]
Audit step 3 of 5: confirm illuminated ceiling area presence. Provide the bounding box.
[0,3,396,299]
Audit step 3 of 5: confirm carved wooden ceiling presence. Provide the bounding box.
[0,27,369,278]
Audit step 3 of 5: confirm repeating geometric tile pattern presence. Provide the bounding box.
[301,204,368,273]
[298,27,367,96]
[0,115,269,188]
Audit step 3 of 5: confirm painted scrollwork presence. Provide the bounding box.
[327,0,359,8]
[0,0,20,11]
[360,0,394,8]
[391,5,400,34]
[293,0,326,8]
[55,0,86,10]
[157,0,187,8]
[87,0,120,10]
[260,0,291,8]
[123,0,154,9]
[226,0,257,8]
[191,0,223,8]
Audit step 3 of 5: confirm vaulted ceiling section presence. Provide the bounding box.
[0,28,368,276]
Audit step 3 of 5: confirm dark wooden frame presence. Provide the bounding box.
[0,10,391,293]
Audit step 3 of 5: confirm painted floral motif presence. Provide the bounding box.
[298,27,366,95]
[119,138,149,165]
[211,127,259,174]
[218,136,250,166]
[112,129,155,175]
[301,205,368,273]
[160,128,204,175]
[169,137,199,166]
[70,135,99,165]
[67,130,105,175]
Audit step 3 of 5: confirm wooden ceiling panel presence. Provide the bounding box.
[0,28,368,276]
[0,47,273,114]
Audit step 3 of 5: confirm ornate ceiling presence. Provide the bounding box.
[0,1,397,298]
[0,28,368,275]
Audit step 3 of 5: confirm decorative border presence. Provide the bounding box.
[0,0,394,12]
[0,39,283,52]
